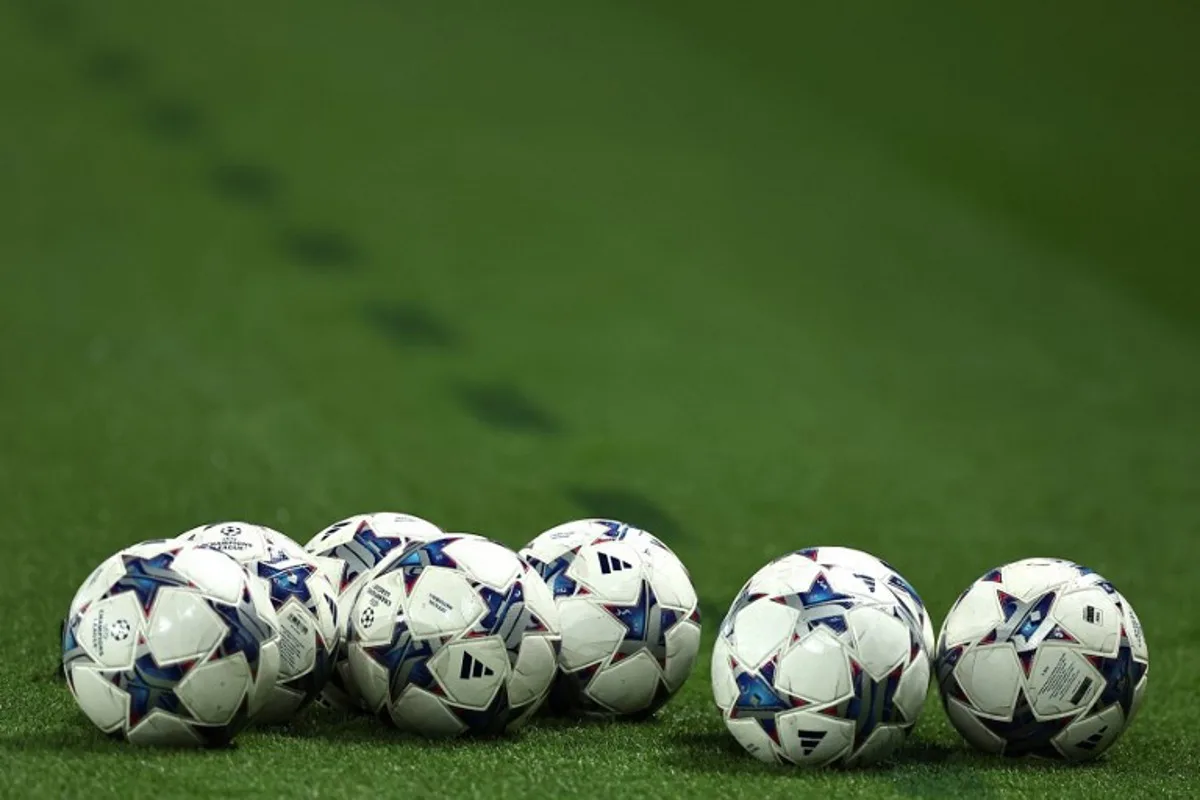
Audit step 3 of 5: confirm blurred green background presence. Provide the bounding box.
[1,0,1198,796]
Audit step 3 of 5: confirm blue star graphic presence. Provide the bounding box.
[257,560,315,606]
[525,551,579,598]
[366,619,437,695]
[348,521,403,570]
[605,581,655,642]
[1013,593,1056,642]
[729,659,792,745]
[106,552,190,613]
[843,661,905,755]
[773,572,857,635]
[594,520,628,539]
[208,591,271,679]
[980,690,1070,759]
[1094,643,1147,719]
[119,653,186,727]
[451,683,513,735]
[477,580,525,634]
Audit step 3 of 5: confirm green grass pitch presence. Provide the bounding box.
[2,0,1199,797]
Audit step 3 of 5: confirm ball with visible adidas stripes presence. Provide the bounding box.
[712,556,929,767]
[520,519,701,718]
[936,558,1149,761]
[177,522,339,723]
[62,539,282,746]
[304,512,445,710]
[345,534,561,736]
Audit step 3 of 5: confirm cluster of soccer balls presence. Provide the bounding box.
[63,515,1148,765]
[61,514,701,746]
[713,550,1149,766]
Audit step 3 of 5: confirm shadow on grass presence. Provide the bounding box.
[279,227,364,271]
[364,300,462,350]
[453,380,562,436]
[0,727,236,756]
[563,486,687,543]
[663,729,1111,781]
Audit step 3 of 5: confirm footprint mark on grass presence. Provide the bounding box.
[82,47,144,88]
[365,302,462,349]
[279,227,364,271]
[211,162,282,207]
[454,381,561,435]
[142,97,205,142]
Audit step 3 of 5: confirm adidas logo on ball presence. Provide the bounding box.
[459,652,495,680]
[796,730,827,756]
[597,553,632,575]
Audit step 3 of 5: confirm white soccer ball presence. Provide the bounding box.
[779,547,935,658]
[346,534,561,736]
[712,558,928,767]
[936,557,1149,761]
[303,512,444,710]
[178,522,339,723]
[520,519,701,718]
[62,540,281,746]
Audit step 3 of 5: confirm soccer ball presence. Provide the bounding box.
[62,540,281,746]
[520,518,701,717]
[304,512,444,710]
[178,522,339,723]
[935,557,1149,760]
[782,547,935,657]
[712,557,928,767]
[345,534,561,736]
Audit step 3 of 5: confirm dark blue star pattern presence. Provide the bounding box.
[797,572,852,608]
[346,522,404,577]
[887,573,926,609]
[257,561,316,606]
[524,552,579,598]
[1093,643,1147,719]
[119,653,186,727]
[981,568,1004,583]
[605,581,654,642]
[981,691,1071,759]
[477,580,523,629]
[997,590,1020,622]
[1013,593,1056,643]
[367,619,438,700]
[935,644,969,701]
[451,683,514,736]
[378,538,460,594]
[105,552,190,613]
[594,520,628,539]
[208,591,269,679]
[843,661,905,754]
[773,572,857,635]
[729,658,793,745]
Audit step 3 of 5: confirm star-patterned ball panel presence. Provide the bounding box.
[711,559,928,768]
[936,558,1149,761]
[345,534,562,737]
[61,540,281,747]
[521,519,701,719]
